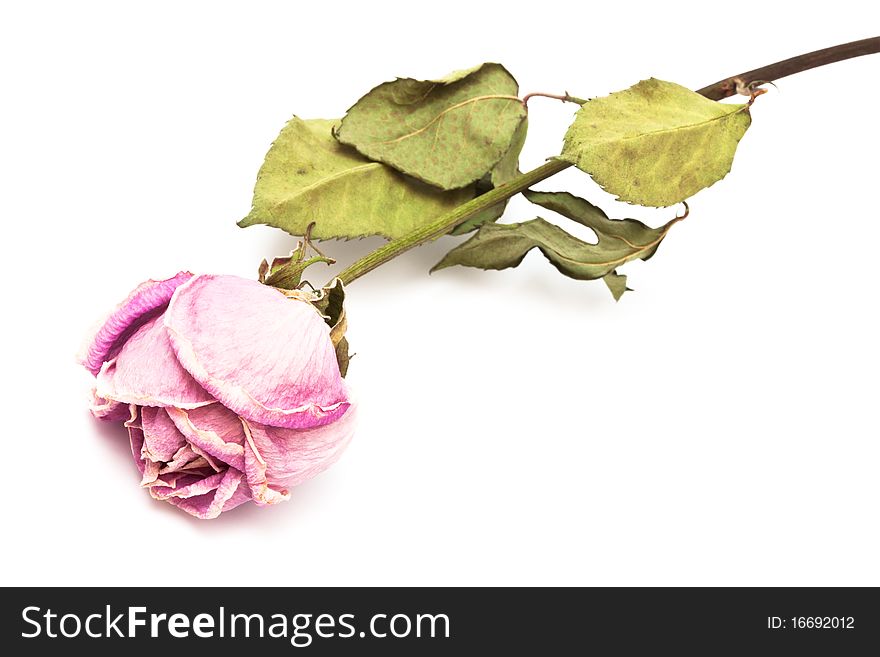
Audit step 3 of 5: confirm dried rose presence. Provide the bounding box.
[80,272,356,519]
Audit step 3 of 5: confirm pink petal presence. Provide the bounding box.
[140,407,187,462]
[187,444,224,472]
[80,272,193,375]
[149,470,228,500]
[164,275,350,429]
[88,390,130,421]
[148,471,200,489]
[140,460,161,486]
[126,409,159,485]
[241,400,357,505]
[158,445,208,474]
[126,408,147,477]
[165,405,246,471]
[148,472,203,491]
[241,422,290,506]
[125,407,252,518]
[165,469,249,519]
[95,314,215,409]
[128,429,147,478]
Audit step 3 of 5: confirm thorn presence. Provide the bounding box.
[734,78,775,105]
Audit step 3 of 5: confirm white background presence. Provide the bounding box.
[2,1,878,586]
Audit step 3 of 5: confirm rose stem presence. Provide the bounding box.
[696,36,880,100]
[335,37,880,287]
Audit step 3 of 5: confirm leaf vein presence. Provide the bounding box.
[377,94,523,146]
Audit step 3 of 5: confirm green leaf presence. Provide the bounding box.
[433,190,681,284]
[489,115,528,185]
[334,63,528,190]
[602,271,630,301]
[258,246,335,290]
[522,190,671,264]
[560,78,751,207]
[451,117,528,235]
[239,117,471,240]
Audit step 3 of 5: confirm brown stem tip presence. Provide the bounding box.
[697,36,880,101]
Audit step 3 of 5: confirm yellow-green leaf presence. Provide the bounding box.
[561,78,752,207]
[451,117,528,235]
[334,63,527,190]
[433,191,680,288]
[602,271,630,301]
[239,117,471,240]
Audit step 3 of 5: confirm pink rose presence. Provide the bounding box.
[80,272,356,519]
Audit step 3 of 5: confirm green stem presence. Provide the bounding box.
[335,37,880,287]
[522,91,588,107]
[336,159,569,285]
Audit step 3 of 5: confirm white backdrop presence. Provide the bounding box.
[2,1,878,586]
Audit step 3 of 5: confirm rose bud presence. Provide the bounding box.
[80,272,356,519]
